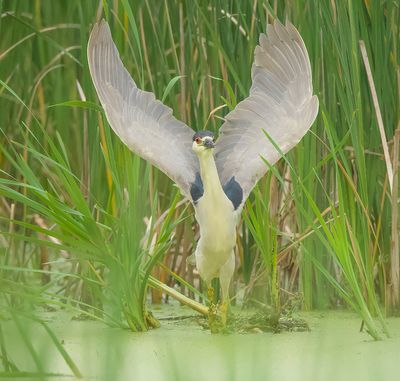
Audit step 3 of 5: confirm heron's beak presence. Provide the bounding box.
[203,140,215,149]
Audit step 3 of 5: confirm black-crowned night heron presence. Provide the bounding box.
[88,19,318,328]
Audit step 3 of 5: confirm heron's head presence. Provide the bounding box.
[192,131,215,155]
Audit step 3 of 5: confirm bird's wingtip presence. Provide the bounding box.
[88,19,111,48]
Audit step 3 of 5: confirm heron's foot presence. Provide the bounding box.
[208,301,229,334]
[208,302,223,333]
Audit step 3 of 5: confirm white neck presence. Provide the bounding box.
[197,150,224,199]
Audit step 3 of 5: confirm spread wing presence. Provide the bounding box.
[215,20,319,208]
[87,20,199,199]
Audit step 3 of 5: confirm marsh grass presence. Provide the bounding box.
[0,3,398,374]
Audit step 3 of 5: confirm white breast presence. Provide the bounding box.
[194,190,237,280]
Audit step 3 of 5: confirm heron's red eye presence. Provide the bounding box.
[195,137,202,144]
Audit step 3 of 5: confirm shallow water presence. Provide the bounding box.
[4,306,400,381]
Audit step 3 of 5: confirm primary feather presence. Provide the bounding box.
[215,20,319,208]
[87,20,199,199]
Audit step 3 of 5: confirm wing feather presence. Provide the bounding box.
[87,20,198,199]
[215,20,319,207]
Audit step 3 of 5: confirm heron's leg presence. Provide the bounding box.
[219,253,235,326]
[206,281,219,333]
[207,284,215,304]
